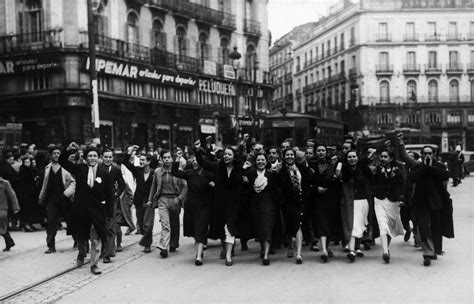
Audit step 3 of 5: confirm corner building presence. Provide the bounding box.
[293,0,474,150]
[0,0,272,149]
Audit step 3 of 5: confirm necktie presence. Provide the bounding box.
[88,166,94,188]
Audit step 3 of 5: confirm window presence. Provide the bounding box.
[176,89,191,103]
[98,76,110,92]
[327,41,331,57]
[350,27,355,45]
[379,52,389,69]
[471,80,474,102]
[380,81,390,103]
[448,22,458,39]
[428,51,437,69]
[198,32,211,63]
[25,73,50,91]
[340,33,345,50]
[447,112,461,124]
[406,51,416,67]
[18,0,43,42]
[405,22,415,40]
[377,113,392,125]
[428,79,438,102]
[449,79,459,102]
[378,23,388,40]
[425,112,441,125]
[94,3,108,37]
[321,44,325,58]
[175,26,188,57]
[125,80,143,96]
[296,56,301,71]
[219,37,230,64]
[126,12,139,45]
[427,22,437,38]
[407,80,417,102]
[315,47,319,62]
[309,50,313,64]
[151,85,167,100]
[334,36,338,53]
[151,19,166,50]
[449,51,459,69]
[468,113,474,124]
[470,22,474,39]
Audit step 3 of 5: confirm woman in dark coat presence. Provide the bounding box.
[195,141,243,266]
[243,153,279,265]
[279,149,310,264]
[309,145,341,262]
[17,156,40,232]
[171,154,214,266]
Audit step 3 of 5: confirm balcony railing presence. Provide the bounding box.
[446,63,463,74]
[468,63,474,73]
[425,34,441,41]
[376,33,392,42]
[403,64,420,74]
[446,33,462,41]
[348,68,357,78]
[403,34,419,42]
[194,2,223,25]
[0,29,62,54]
[85,34,150,62]
[349,38,356,47]
[424,64,442,74]
[468,33,474,41]
[376,64,394,74]
[244,19,261,37]
[220,11,236,30]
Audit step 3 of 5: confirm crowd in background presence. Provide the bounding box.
[0,133,460,273]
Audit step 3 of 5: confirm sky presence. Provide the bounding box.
[267,0,340,44]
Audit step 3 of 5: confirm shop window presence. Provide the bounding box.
[377,113,392,125]
[176,89,191,103]
[125,80,143,96]
[447,112,461,124]
[467,113,474,124]
[425,112,441,125]
[151,85,167,100]
[25,73,50,91]
[98,76,110,92]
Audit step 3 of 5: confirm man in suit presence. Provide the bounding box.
[59,143,113,275]
[409,145,451,266]
[100,148,126,263]
[146,150,187,258]
[122,146,154,238]
[38,146,76,253]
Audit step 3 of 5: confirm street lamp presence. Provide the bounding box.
[229,46,241,143]
[87,0,101,144]
[251,52,259,140]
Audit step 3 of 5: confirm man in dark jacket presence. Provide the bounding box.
[100,148,125,263]
[59,143,113,275]
[409,145,451,266]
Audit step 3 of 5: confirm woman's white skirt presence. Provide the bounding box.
[374,197,404,238]
[351,199,369,238]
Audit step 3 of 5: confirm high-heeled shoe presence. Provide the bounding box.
[225,259,233,266]
[383,252,390,263]
[287,249,294,258]
[347,251,356,262]
[295,255,303,264]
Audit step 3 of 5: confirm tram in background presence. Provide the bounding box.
[0,122,22,148]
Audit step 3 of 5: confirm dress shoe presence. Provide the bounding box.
[143,246,151,253]
[321,254,328,263]
[423,256,431,266]
[327,249,334,258]
[295,255,303,264]
[116,245,123,252]
[225,259,233,266]
[103,257,111,263]
[76,258,84,267]
[45,248,56,254]
[195,259,203,266]
[383,252,390,263]
[347,251,356,262]
[90,265,102,275]
[429,255,438,260]
[124,228,134,235]
[355,249,365,257]
[169,247,177,253]
[3,241,15,251]
[160,249,168,258]
[262,258,270,266]
[404,230,411,242]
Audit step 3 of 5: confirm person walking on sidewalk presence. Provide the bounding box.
[100,148,125,263]
[38,146,76,254]
[122,146,154,236]
[59,143,114,275]
[0,176,20,251]
[146,150,187,258]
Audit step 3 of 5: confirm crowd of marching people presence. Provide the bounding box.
[0,134,456,274]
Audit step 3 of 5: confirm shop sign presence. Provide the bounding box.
[84,57,198,89]
[238,119,253,127]
[272,120,295,128]
[0,56,61,75]
[199,118,215,125]
[200,125,216,134]
[203,60,217,76]
[223,65,235,79]
[199,79,236,96]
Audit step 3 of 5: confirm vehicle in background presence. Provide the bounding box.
[404,144,439,155]
[462,151,474,175]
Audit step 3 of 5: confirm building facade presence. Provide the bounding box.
[0,0,273,149]
[292,0,474,150]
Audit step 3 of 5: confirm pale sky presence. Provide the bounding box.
[268,0,340,44]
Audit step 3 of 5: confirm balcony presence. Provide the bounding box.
[194,2,224,25]
[403,34,419,42]
[424,64,442,75]
[446,33,462,41]
[295,88,301,96]
[376,65,393,75]
[219,12,236,31]
[348,68,357,79]
[446,63,463,74]
[468,63,474,74]
[349,38,356,47]
[403,64,420,75]
[0,29,62,54]
[244,19,261,37]
[82,34,151,63]
[468,33,474,41]
[284,72,292,83]
[376,33,392,42]
[425,34,441,42]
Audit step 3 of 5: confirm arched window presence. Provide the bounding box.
[127,12,139,45]
[18,0,43,42]
[198,32,210,62]
[175,26,187,57]
[449,79,459,102]
[219,37,230,64]
[428,79,438,102]
[380,81,390,104]
[246,44,257,79]
[407,80,417,102]
[151,19,166,50]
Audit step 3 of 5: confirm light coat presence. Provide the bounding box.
[38,163,76,204]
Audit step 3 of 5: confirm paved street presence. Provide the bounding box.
[1,177,473,304]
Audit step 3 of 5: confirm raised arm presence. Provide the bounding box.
[122,151,140,178]
[58,144,80,177]
[195,149,218,172]
[170,161,193,180]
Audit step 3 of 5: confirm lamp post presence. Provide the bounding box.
[251,52,259,140]
[87,0,101,144]
[229,46,241,144]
